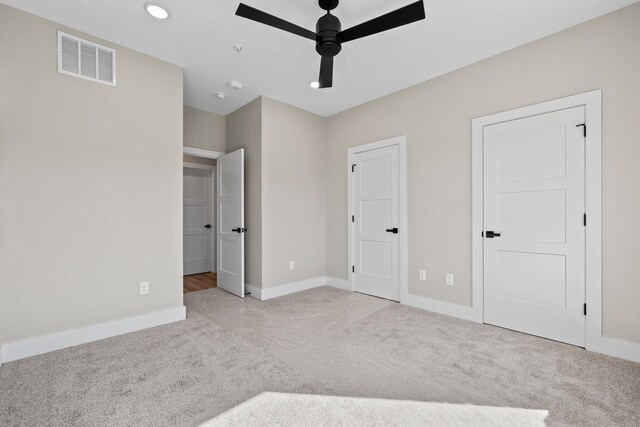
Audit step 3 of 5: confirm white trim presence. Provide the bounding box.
[588,336,640,364]
[347,136,408,304]
[183,162,215,171]
[248,277,328,301]
[246,285,263,300]
[471,90,632,357]
[326,277,351,291]
[0,306,186,364]
[403,293,481,323]
[183,146,225,159]
[246,277,352,301]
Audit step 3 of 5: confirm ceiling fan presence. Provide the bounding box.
[235,0,426,88]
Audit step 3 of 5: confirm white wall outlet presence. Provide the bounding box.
[140,281,149,295]
[446,274,454,286]
[289,260,295,271]
[419,270,427,281]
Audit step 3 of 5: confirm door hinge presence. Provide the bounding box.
[352,215,355,223]
[352,164,357,172]
[352,265,355,273]
[576,123,586,138]
[583,213,587,226]
[584,303,587,316]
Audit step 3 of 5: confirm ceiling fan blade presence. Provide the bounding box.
[319,56,333,88]
[338,1,425,43]
[236,4,317,41]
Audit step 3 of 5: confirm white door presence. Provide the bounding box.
[483,106,586,346]
[183,168,213,275]
[352,145,400,301]
[217,149,245,298]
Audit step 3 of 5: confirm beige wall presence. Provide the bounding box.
[226,98,263,288]
[184,106,225,152]
[261,98,326,288]
[326,3,640,344]
[0,5,184,344]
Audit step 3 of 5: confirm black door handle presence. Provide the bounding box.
[484,231,501,238]
[204,224,211,229]
[386,228,399,234]
[232,228,246,233]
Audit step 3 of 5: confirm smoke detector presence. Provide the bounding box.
[215,92,226,99]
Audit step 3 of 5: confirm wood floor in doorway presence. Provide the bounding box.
[184,272,217,293]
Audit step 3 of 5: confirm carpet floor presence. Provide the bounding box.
[1,286,639,426]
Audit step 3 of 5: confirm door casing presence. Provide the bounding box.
[348,136,408,302]
[472,90,602,351]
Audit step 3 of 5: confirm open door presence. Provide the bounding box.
[217,149,245,297]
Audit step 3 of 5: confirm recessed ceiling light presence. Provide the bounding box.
[145,3,169,20]
[309,81,320,89]
[227,81,243,90]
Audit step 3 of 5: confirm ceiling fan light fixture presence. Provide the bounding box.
[145,3,169,20]
[235,1,426,89]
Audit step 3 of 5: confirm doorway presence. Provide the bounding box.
[183,163,217,293]
[348,136,407,302]
[472,90,602,349]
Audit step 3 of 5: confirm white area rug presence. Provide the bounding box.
[205,392,549,426]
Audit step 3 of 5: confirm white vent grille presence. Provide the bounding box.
[57,31,116,86]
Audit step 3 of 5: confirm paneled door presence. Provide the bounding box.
[217,149,245,298]
[352,144,400,301]
[183,168,212,275]
[483,106,586,346]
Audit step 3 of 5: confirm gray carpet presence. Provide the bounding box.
[1,286,639,426]
[206,392,549,426]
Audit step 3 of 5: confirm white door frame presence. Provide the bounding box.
[183,162,217,273]
[348,136,408,302]
[471,90,602,351]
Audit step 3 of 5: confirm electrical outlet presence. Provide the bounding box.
[419,270,426,281]
[446,274,454,286]
[140,281,149,295]
[289,260,295,271]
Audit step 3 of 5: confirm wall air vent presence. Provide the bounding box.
[57,31,116,86]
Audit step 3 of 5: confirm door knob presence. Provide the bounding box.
[386,228,399,234]
[204,224,212,229]
[484,231,501,238]
[232,228,246,233]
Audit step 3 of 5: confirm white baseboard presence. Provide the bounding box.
[246,276,353,301]
[0,306,186,364]
[326,277,352,291]
[246,285,262,300]
[401,292,482,324]
[250,277,327,301]
[588,335,640,364]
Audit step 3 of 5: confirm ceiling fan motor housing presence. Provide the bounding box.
[316,13,342,57]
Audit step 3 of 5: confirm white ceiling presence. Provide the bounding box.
[3,0,638,117]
